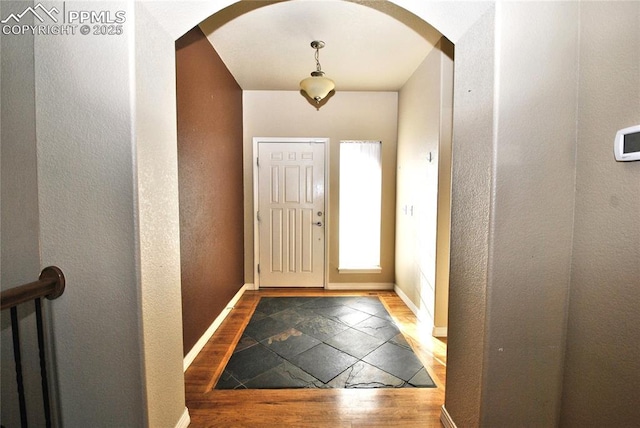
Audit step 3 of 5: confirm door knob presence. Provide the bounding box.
[314,221,323,227]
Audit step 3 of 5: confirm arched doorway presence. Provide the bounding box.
[134,1,496,426]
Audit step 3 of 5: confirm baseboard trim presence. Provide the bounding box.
[175,407,190,428]
[394,284,420,315]
[432,326,448,337]
[440,405,457,428]
[394,285,448,338]
[326,282,394,290]
[183,284,250,371]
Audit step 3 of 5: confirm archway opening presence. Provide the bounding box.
[133,1,495,426]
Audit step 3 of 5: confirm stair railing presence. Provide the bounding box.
[1,266,65,428]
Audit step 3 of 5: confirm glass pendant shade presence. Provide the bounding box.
[300,73,335,103]
[300,41,334,104]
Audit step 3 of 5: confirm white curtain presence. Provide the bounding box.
[339,141,382,269]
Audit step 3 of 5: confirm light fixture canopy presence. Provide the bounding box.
[300,40,335,104]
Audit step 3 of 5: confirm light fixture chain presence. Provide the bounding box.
[315,47,322,73]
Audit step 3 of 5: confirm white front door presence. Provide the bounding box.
[256,140,326,287]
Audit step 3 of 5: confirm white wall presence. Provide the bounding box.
[243,91,398,287]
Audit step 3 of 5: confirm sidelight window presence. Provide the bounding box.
[338,140,382,273]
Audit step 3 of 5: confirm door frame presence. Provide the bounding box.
[252,137,330,289]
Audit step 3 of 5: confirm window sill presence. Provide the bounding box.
[338,267,382,274]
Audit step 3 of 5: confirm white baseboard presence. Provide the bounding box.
[432,326,448,337]
[175,407,190,428]
[183,284,250,371]
[394,285,448,338]
[394,284,420,315]
[440,405,457,428]
[326,282,394,290]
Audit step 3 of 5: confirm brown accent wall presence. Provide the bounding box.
[176,26,244,355]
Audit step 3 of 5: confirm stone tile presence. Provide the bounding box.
[325,328,385,359]
[244,316,289,341]
[332,296,364,306]
[408,368,436,388]
[289,343,358,384]
[244,361,323,389]
[352,316,400,341]
[288,297,321,307]
[250,310,268,321]
[312,306,372,327]
[389,333,411,350]
[326,361,407,389]
[218,296,436,391]
[311,304,352,319]
[363,342,424,382]
[223,343,284,383]
[270,307,312,326]
[345,297,387,316]
[295,314,349,341]
[256,297,305,315]
[261,328,321,359]
[346,296,380,305]
[336,309,372,326]
[371,309,394,322]
[300,296,353,309]
[215,370,244,389]
[234,334,258,353]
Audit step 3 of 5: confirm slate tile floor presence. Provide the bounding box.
[215,296,436,390]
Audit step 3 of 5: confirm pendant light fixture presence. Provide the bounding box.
[300,40,335,104]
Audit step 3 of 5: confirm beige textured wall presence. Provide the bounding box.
[396,42,453,327]
[396,43,441,314]
[444,7,495,426]
[0,2,48,425]
[435,39,454,331]
[480,2,579,425]
[561,2,640,425]
[33,2,148,425]
[135,6,191,426]
[243,91,398,286]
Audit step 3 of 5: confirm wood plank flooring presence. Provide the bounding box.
[185,289,447,427]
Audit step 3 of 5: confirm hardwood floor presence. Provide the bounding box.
[185,289,447,427]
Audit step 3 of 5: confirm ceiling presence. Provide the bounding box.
[199,0,443,92]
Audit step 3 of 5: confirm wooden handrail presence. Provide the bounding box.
[1,266,65,311]
[3,266,64,427]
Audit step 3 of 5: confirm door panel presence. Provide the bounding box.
[258,141,325,287]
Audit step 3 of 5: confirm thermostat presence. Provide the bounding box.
[614,125,640,161]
